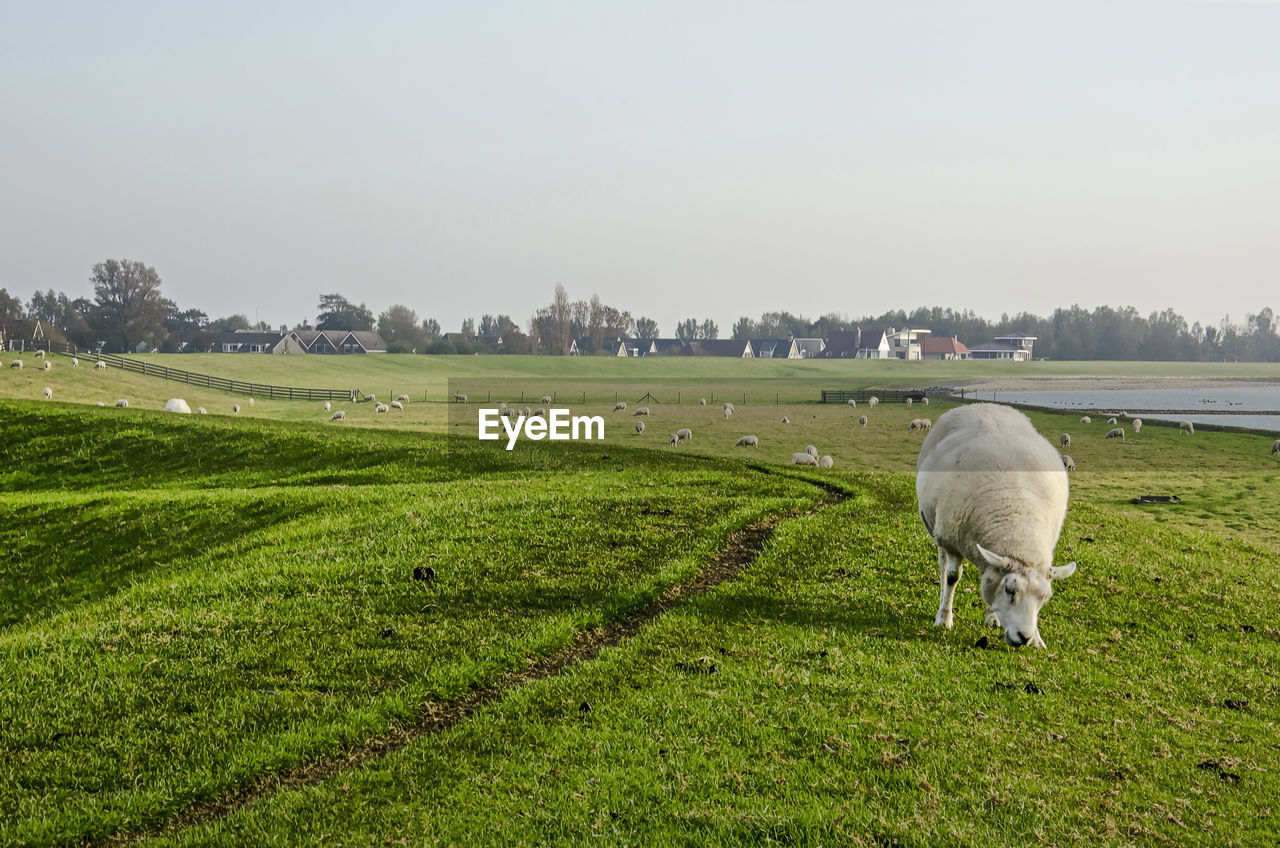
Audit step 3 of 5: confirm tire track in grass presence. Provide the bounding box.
[77,477,847,848]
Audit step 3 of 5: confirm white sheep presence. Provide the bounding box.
[671,428,692,446]
[723,407,733,419]
[634,406,650,416]
[1272,439,1280,456]
[1061,454,1076,472]
[375,403,390,413]
[534,407,546,417]
[42,386,52,400]
[453,393,467,403]
[397,394,410,403]
[540,395,552,405]
[35,350,45,359]
[115,399,129,408]
[95,360,107,370]
[367,394,377,402]
[1080,416,1091,424]
[1179,421,1195,435]
[1107,417,1117,425]
[522,406,531,416]
[791,451,819,466]
[922,397,930,406]
[847,399,857,408]
[390,400,404,410]
[42,360,51,371]
[500,402,508,411]
[780,416,790,424]
[735,435,758,447]
[722,402,735,413]
[1105,428,1125,440]
[858,415,868,427]
[9,360,21,369]
[232,404,240,413]
[699,398,707,406]
[331,410,346,421]
[919,418,932,431]
[72,357,79,368]
[97,401,105,406]
[916,403,1076,648]
[908,419,923,431]
[614,401,627,412]
[1132,419,1142,434]
[198,407,207,414]
[819,455,834,469]
[323,402,331,412]
[635,420,645,435]
[248,397,255,406]
[868,396,879,409]
[163,398,192,414]
[1059,434,1071,447]
[906,397,913,407]
[805,445,818,458]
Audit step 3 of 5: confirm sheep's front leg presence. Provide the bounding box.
[934,547,963,628]
[984,605,1001,628]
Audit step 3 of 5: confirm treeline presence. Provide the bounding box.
[2,260,1277,361]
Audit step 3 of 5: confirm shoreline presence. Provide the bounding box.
[946,375,1280,393]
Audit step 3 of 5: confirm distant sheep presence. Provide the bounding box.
[9,360,21,370]
[1105,428,1125,440]
[614,401,627,412]
[453,393,467,403]
[330,410,346,421]
[906,397,913,407]
[232,404,240,413]
[1059,434,1071,447]
[72,357,79,368]
[1132,419,1142,433]
[540,395,552,404]
[197,407,207,414]
[634,406,649,416]
[917,403,1076,648]
[1272,439,1280,456]
[248,397,255,407]
[97,401,105,406]
[1061,454,1076,472]
[43,360,51,371]
[922,397,930,406]
[791,451,819,466]
[397,394,410,403]
[1107,417,1117,425]
[868,396,879,409]
[1080,416,1091,424]
[805,445,818,457]
[699,398,707,406]
[847,399,857,408]
[35,350,45,359]
[163,398,192,414]
[780,416,790,424]
[819,455,834,469]
[735,435,758,447]
[634,420,645,435]
[95,360,107,370]
[1179,421,1195,435]
[390,400,403,410]
[534,407,546,417]
[858,415,868,427]
[672,427,692,445]
[375,403,390,413]
[115,399,129,408]
[42,386,52,400]
[908,418,932,432]
[323,401,331,412]
[723,407,733,419]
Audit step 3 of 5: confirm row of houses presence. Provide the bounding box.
[212,329,388,354]
[572,329,1036,361]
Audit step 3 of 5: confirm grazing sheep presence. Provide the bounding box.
[540,395,552,404]
[500,402,508,411]
[919,418,932,431]
[397,394,410,403]
[9,360,21,369]
[453,393,467,403]
[1061,454,1076,472]
[847,399,857,408]
[323,401,331,412]
[1120,411,1129,419]
[375,403,390,413]
[614,401,627,412]
[1272,439,1280,456]
[723,407,733,419]
[390,400,403,410]
[163,398,192,414]
[868,396,879,409]
[43,360,51,371]
[906,397,913,407]
[97,401,105,406]
[1059,434,1071,447]
[916,403,1076,648]
[671,428,693,446]
[805,445,818,458]
[634,406,650,416]
[197,407,207,414]
[858,415,868,427]
[115,399,129,408]
[1107,417,1117,425]
[534,407,546,417]
[1080,416,1091,424]
[922,397,930,406]
[908,419,923,431]
[72,357,79,368]
[699,398,707,406]
[735,435,759,447]
[330,410,346,421]
[634,420,645,435]
[248,397,255,406]
[1105,428,1125,440]
[42,386,52,400]
[791,451,819,466]
[232,404,240,413]
[523,406,531,417]
[819,455,834,469]
[780,416,790,424]
[1132,419,1142,434]
[1179,421,1195,435]
[95,360,107,370]
[35,350,45,359]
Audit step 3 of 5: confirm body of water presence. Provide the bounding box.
[960,386,1280,433]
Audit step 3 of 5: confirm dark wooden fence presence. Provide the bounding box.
[821,389,926,404]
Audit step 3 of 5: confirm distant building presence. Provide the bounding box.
[215,329,387,354]
[970,332,1036,361]
[792,338,826,359]
[886,328,931,360]
[680,339,755,358]
[921,336,970,360]
[623,338,684,356]
[748,338,798,359]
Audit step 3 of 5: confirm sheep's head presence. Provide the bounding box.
[976,544,1075,648]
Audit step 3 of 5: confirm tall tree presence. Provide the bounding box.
[634,316,659,338]
[421,317,441,339]
[315,294,374,331]
[377,304,424,352]
[91,259,171,352]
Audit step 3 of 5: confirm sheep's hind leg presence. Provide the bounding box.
[934,547,963,628]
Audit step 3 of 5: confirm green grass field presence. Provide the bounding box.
[2,354,1279,846]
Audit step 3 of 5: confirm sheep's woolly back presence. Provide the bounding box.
[917,403,1068,572]
[735,435,758,447]
[163,398,192,414]
[791,452,819,466]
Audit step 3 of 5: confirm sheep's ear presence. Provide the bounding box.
[1049,562,1077,581]
[975,543,1011,568]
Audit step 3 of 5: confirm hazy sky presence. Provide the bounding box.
[3,1,1277,335]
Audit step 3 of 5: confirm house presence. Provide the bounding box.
[886,328,931,360]
[294,329,343,354]
[995,332,1036,358]
[820,327,893,359]
[680,339,755,358]
[921,336,970,360]
[213,331,295,354]
[749,338,798,359]
[793,338,826,359]
[821,330,860,359]
[624,338,684,356]
[336,331,388,354]
[970,332,1036,361]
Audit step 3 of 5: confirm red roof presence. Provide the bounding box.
[921,336,969,355]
